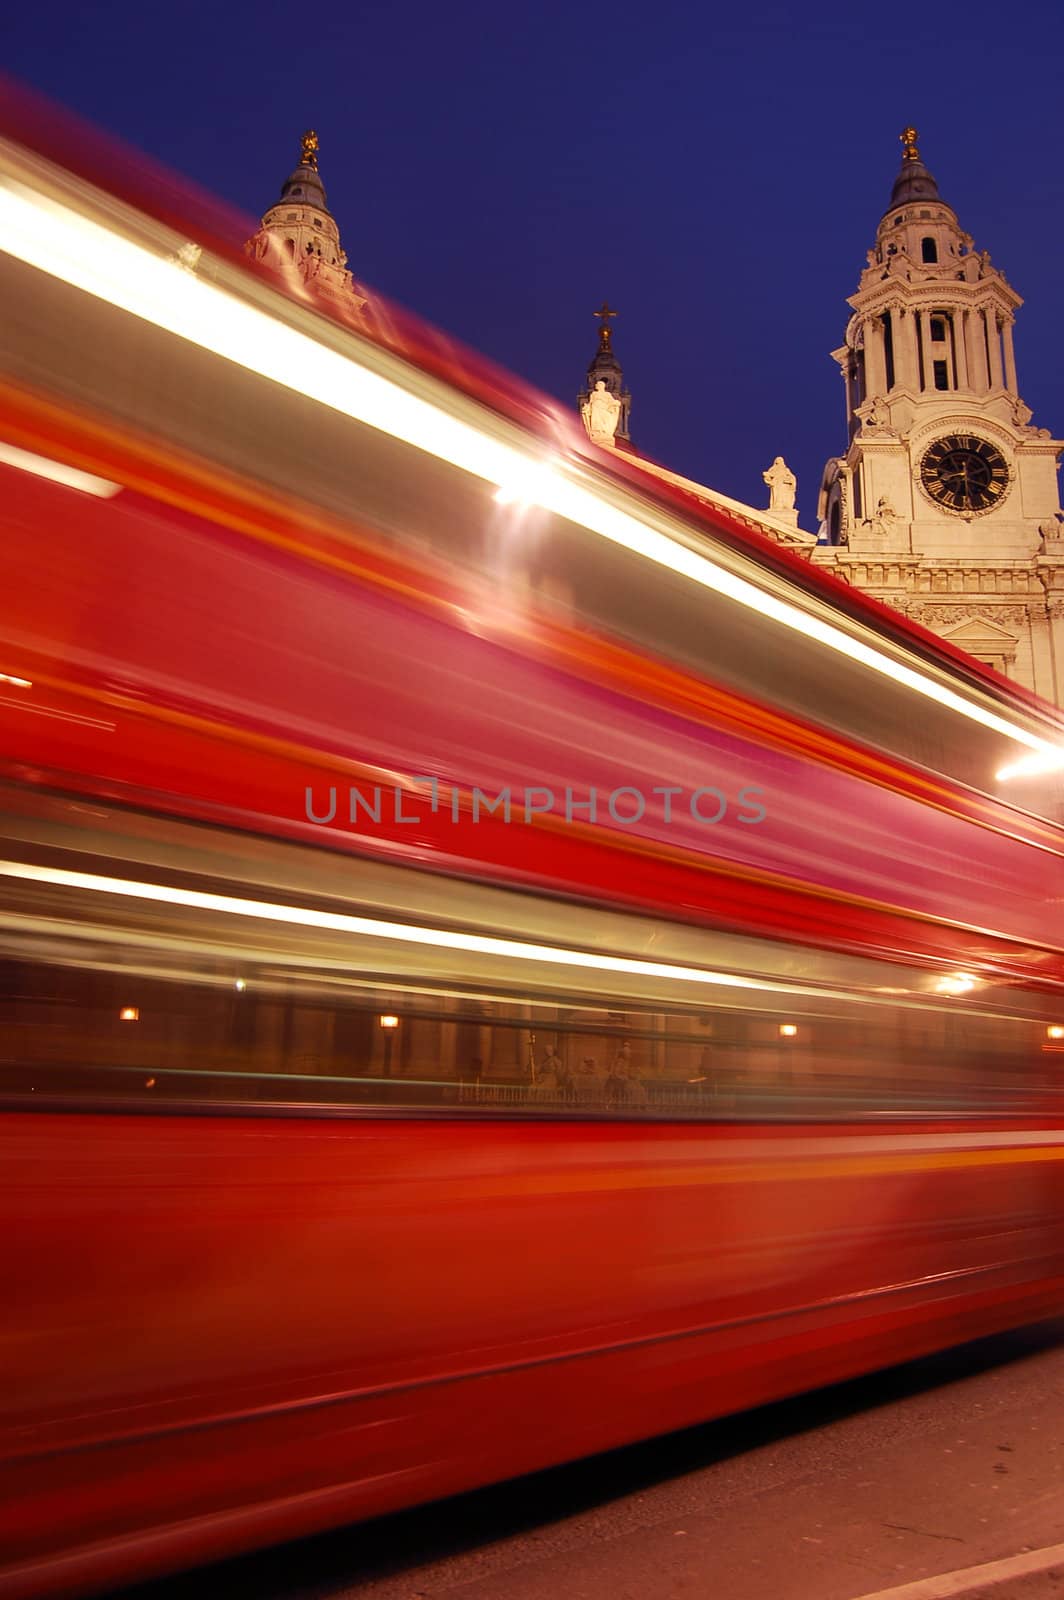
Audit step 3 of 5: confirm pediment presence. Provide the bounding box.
[940,615,1019,645]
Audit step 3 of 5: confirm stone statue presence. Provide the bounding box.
[1038,514,1063,548]
[870,495,899,536]
[857,395,894,434]
[175,242,202,272]
[763,456,797,513]
[581,380,621,446]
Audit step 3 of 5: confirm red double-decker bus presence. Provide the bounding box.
[1,84,1064,1599]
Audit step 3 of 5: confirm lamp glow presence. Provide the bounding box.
[936,973,977,996]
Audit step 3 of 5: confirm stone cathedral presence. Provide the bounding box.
[569,129,1064,704]
[250,129,1064,707]
[812,128,1064,702]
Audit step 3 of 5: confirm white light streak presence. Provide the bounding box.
[0,177,1058,757]
[935,973,977,996]
[495,463,559,508]
[0,859,776,992]
[995,748,1064,782]
[0,438,121,498]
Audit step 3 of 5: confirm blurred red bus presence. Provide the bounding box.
[1,86,1064,1598]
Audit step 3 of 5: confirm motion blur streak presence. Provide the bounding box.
[0,438,120,496]
[0,172,1057,758]
[997,748,1064,781]
[0,859,774,992]
[2,93,1064,1600]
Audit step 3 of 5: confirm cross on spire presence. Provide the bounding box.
[594,301,618,349]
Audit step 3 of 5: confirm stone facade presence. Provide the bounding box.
[578,303,632,444]
[812,129,1064,704]
[246,130,367,316]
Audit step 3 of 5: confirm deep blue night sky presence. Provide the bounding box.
[7,0,1063,526]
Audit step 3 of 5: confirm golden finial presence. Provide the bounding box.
[900,126,920,163]
[300,129,320,170]
[594,301,618,349]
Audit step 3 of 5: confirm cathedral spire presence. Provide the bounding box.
[275,128,331,215]
[300,129,319,171]
[887,124,941,211]
[245,131,366,315]
[813,128,1064,705]
[578,301,631,445]
[594,301,617,351]
[816,129,1047,557]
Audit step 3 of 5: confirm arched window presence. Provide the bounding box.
[285,238,295,259]
[921,237,938,264]
[829,501,841,546]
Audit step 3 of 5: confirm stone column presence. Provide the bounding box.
[951,310,970,389]
[966,306,989,392]
[891,306,918,390]
[986,307,1005,388]
[863,316,887,397]
[918,310,935,392]
[1046,597,1064,709]
[1002,316,1019,395]
[843,363,857,432]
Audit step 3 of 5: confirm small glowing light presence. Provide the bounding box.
[0,439,122,498]
[0,673,31,688]
[778,1023,799,1038]
[145,1077,156,1087]
[379,1014,400,1029]
[119,1006,139,1021]
[687,1075,707,1083]
[1048,1026,1064,1041]
[234,979,247,992]
[936,973,977,996]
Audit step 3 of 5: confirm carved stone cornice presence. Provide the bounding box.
[910,570,1042,596]
[849,280,1021,318]
[908,603,1030,628]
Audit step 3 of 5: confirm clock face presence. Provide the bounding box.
[920,435,1010,513]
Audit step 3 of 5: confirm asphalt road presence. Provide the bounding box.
[118,1319,1064,1600]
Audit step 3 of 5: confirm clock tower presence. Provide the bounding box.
[815,129,1064,703]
